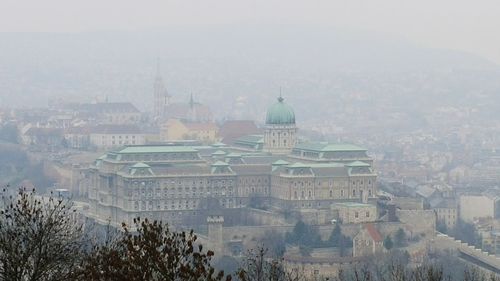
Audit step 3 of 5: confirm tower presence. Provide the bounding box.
[188,93,197,122]
[263,96,297,154]
[207,215,224,254]
[153,59,171,121]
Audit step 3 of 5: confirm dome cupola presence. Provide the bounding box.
[265,96,295,125]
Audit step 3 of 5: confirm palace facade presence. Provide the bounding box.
[85,97,377,228]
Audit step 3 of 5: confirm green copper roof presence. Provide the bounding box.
[234,135,264,144]
[287,162,311,169]
[272,159,290,165]
[347,161,371,167]
[131,162,151,168]
[294,142,366,152]
[116,146,198,154]
[266,96,295,125]
[211,150,227,156]
[226,153,242,158]
[334,202,374,208]
[212,142,226,147]
[286,162,345,169]
[212,161,229,166]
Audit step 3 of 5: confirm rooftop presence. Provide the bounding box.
[365,223,383,242]
[272,159,290,165]
[294,142,367,152]
[347,161,371,167]
[235,134,264,144]
[69,102,140,114]
[131,162,151,168]
[114,145,199,154]
[211,150,227,156]
[334,202,375,208]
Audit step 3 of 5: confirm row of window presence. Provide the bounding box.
[129,179,235,189]
[128,187,235,198]
[354,211,371,218]
[292,188,373,199]
[288,179,373,188]
[109,140,137,145]
[132,198,239,211]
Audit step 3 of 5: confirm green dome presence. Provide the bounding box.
[266,96,295,125]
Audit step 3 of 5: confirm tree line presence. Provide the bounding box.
[0,189,498,281]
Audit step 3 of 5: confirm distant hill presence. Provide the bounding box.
[0,25,499,122]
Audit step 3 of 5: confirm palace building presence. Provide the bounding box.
[84,97,377,229]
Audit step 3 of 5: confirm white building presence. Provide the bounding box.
[459,194,497,223]
[88,125,146,149]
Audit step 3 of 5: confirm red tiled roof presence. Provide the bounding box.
[68,102,140,114]
[184,122,218,131]
[25,127,63,136]
[89,125,143,134]
[219,120,261,144]
[365,223,383,242]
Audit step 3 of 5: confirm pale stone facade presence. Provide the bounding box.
[333,202,377,224]
[459,194,497,223]
[84,97,378,229]
[434,199,458,230]
[353,224,384,257]
[263,124,297,154]
[160,119,219,143]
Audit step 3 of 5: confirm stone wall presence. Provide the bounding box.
[397,209,436,236]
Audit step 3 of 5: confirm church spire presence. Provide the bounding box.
[189,93,195,109]
[153,58,169,121]
[155,57,162,81]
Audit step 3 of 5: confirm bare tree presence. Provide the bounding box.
[80,217,230,281]
[0,188,84,281]
[237,247,307,281]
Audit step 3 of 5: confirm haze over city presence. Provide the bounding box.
[2,1,500,280]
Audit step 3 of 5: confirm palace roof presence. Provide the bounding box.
[294,142,367,152]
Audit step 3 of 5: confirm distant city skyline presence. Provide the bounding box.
[2,0,500,64]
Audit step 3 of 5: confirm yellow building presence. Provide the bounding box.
[161,119,219,143]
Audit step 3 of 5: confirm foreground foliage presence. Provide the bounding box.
[1,189,499,281]
[0,189,84,281]
[81,218,230,281]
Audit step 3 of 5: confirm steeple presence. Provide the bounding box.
[189,93,195,109]
[153,58,170,121]
[278,87,284,103]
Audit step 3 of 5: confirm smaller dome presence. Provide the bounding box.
[131,162,151,168]
[265,96,296,125]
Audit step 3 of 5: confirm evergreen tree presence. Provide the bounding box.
[394,228,407,248]
[328,223,342,247]
[384,235,394,250]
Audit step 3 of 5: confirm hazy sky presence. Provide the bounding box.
[2,0,500,64]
